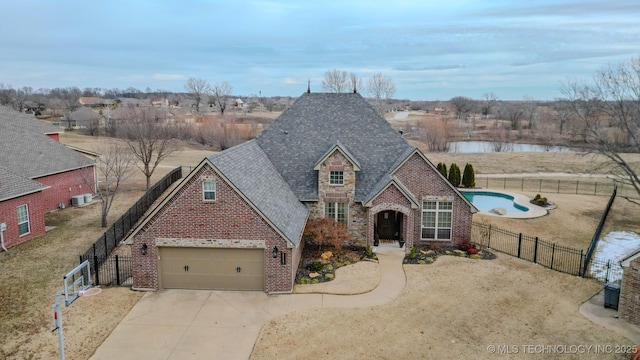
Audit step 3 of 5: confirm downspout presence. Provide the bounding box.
[0,223,8,252]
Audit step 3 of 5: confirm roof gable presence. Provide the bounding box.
[363,174,419,208]
[313,140,361,171]
[256,93,413,201]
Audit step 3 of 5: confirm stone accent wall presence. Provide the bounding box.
[619,257,640,325]
[0,191,47,248]
[308,150,365,243]
[393,153,472,246]
[132,164,295,293]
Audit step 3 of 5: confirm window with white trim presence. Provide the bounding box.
[329,171,344,185]
[325,202,347,224]
[17,204,30,236]
[421,200,452,240]
[203,181,216,201]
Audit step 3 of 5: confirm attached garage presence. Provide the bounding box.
[159,247,265,291]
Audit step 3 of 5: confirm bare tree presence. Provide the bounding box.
[561,55,640,201]
[322,69,349,93]
[499,102,526,137]
[366,73,396,114]
[417,117,458,152]
[449,96,475,120]
[552,99,573,135]
[211,81,233,114]
[522,95,539,131]
[482,93,499,119]
[184,77,211,112]
[92,140,135,227]
[488,124,514,152]
[118,107,178,189]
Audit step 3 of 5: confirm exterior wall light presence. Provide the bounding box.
[272,246,278,258]
[141,244,148,256]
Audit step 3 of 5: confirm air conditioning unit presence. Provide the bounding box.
[71,195,85,207]
[83,193,92,203]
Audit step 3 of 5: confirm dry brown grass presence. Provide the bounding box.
[252,255,632,360]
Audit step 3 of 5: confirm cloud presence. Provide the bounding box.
[283,77,298,85]
[152,74,186,81]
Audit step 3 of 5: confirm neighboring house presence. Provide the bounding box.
[67,107,104,129]
[0,106,96,249]
[151,97,169,107]
[78,97,99,105]
[127,93,475,293]
[619,249,640,325]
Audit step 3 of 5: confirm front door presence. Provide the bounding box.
[376,211,402,240]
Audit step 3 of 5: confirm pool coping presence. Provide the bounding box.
[461,188,548,219]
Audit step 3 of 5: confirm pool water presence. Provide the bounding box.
[461,191,529,214]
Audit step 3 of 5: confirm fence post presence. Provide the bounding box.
[517,233,522,258]
[487,224,492,249]
[550,244,556,270]
[594,182,597,196]
[79,255,83,265]
[576,180,579,194]
[94,255,100,286]
[533,237,538,264]
[539,179,542,192]
[486,177,488,188]
[503,178,506,189]
[579,249,584,277]
[93,243,96,258]
[605,259,610,283]
[521,178,524,191]
[115,255,120,285]
[103,235,108,258]
[557,180,560,194]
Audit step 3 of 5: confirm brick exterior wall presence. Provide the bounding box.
[619,257,640,325]
[393,153,472,247]
[132,164,296,293]
[0,191,47,248]
[35,166,96,211]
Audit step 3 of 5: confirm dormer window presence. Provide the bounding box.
[329,171,344,185]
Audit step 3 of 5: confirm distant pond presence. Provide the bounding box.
[448,141,572,153]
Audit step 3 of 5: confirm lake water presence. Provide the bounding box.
[448,141,571,153]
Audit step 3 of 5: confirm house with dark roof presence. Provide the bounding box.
[127,93,475,293]
[0,106,96,249]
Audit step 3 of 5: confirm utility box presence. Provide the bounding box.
[71,195,85,207]
[604,283,620,310]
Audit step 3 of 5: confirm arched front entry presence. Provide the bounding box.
[367,203,414,250]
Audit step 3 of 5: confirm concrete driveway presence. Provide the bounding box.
[91,250,406,360]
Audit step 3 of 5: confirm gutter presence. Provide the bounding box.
[0,223,8,252]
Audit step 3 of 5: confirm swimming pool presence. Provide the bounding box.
[461,190,529,214]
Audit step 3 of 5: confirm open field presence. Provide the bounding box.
[252,254,633,360]
[2,131,639,358]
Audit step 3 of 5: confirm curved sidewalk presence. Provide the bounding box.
[91,249,406,360]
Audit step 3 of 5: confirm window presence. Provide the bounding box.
[329,171,344,185]
[421,200,452,240]
[17,204,30,236]
[203,181,216,201]
[325,202,347,224]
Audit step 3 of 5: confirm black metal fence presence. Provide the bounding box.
[477,177,636,198]
[472,222,622,283]
[582,185,617,276]
[80,166,182,276]
[80,255,133,286]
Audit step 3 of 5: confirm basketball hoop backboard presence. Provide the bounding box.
[63,260,92,307]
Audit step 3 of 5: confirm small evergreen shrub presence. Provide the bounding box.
[409,246,417,259]
[448,163,461,187]
[307,261,324,272]
[462,163,475,188]
[436,162,448,178]
[532,194,549,206]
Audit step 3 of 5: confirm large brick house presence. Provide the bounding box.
[0,106,95,249]
[619,250,640,325]
[128,93,475,293]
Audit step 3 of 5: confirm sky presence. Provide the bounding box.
[0,0,638,100]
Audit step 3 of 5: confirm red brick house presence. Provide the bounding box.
[128,93,475,293]
[0,106,96,249]
[619,250,640,325]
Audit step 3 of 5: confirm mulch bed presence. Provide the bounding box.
[403,245,495,264]
[296,246,377,284]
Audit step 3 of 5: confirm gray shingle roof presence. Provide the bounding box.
[256,93,414,202]
[208,140,309,245]
[0,166,48,201]
[68,107,103,122]
[0,106,95,182]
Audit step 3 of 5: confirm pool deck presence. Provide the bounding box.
[462,188,548,219]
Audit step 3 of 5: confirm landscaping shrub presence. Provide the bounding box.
[307,261,324,272]
[462,163,475,188]
[448,163,461,187]
[303,218,352,250]
[436,162,448,178]
[532,194,549,206]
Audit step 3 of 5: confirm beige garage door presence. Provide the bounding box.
[159,247,264,291]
